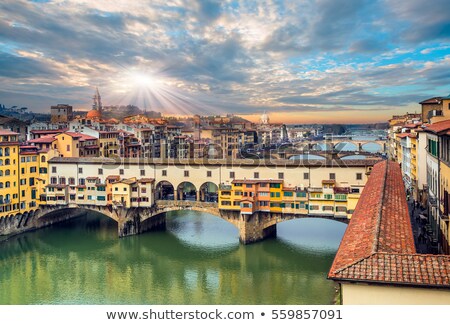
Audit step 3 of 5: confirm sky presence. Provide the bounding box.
[0,0,450,124]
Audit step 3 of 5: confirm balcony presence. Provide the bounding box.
[219,184,232,191]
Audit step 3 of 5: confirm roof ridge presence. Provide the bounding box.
[372,160,388,253]
[334,252,377,275]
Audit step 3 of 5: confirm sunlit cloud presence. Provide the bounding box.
[0,0,449,123]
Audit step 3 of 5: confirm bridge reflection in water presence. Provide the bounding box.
[0,210,347,305]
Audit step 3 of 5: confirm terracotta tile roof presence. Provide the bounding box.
[28,136,56,144]
[0,129,19,136]
[419,97,443,104]
[138,178,155,183]
[30,129,65,134]
[423,120,450,134]
[396,133,410,139]
[328,161,450,288]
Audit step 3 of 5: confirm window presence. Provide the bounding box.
[21,157,25,163]
[119,169,124,175]
[323,206,334,211]
[336,206,347,212]
[303,172,309,180]
[87,195,93,200]
[324,194,333,199]
[245,184,252,189]
[21,168,25,174]
[52,166,57,173]
[270,183,281,188]
[78,167,83,174]
[335,194,347,201]
[259,192,269,196]
[98,168,103,175]
[51,177,57,184]
[184,170,189,177]
[278,172,284,179]
[66,145,70,152]
[59,177,66,185]
[283,191,293,197]
[132,187,138,192]
[356,173,362,180]
[254,172,259,179]
[270,192,281,198]
[29,178,35,186]
[309,205,319,211]
[329,173,335,180]
[141,187,146,193]
[30,167,36,173]
[97,196,106,201]
[79,178,85,186]
[351,188,360,193]
[41,156,46,163]
[221,200,231,206]
[115,187,118,191]
[69,177,75,185]
[162,170,167,176]
[140,169,145,176]
[296,192,306,197]
[207,171,212,177]
[230,171,235,178]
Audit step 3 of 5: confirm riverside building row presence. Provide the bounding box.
[388,93,450,254]
[0,156,377,220]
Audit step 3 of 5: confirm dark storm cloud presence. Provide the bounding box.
[0,52,55,78]
[384,0,450,43]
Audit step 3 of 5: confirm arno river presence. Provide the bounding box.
[0,211,346,305]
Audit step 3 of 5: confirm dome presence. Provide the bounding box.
[86,109,101,119]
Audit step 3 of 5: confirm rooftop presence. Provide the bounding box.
[0,129,19,136]
[419,97,443,105]
[328,161,450,288]
[48,157,381,168]
[423,120,450,134]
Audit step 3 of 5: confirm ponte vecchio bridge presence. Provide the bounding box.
[0,157,378,244]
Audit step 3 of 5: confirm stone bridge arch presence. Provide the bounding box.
[176,181,197,201]
[333,141,358,152]
[155,181,175,200]
[199,182,218,202]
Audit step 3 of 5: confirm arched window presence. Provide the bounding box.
[0,148,3,156]
[0,195,3,203]
[5,182,10,188]
[41,156,46,163]
[69,177,75,185]
[5,169,9,176]
[5,159,10,165]
[0,182,3,188]
[60,177,66,185]
[5,194,10,202]
[4,147,10,156]
[0,159,3,166]
[0,170,2,177]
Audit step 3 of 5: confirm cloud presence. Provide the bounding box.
[0,52,56,78]
[0,0,448,122]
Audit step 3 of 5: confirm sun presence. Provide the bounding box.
[130,72,160,89]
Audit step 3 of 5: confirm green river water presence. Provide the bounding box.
[0,211,346,305]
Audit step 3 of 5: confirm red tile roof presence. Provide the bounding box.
[396,133,410,138]
[28,136,56,144]
[423,120,450,134]
[328,161,450,288]
[0,129,19,136]
[419,97,443,105]
[30,129,65,134]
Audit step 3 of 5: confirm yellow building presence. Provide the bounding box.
[439,131,450,254]
[112,178,136,207]
[18,145,40,213]
[0,130,20,218]
[219,178,356,219]
[54,132,80,157]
